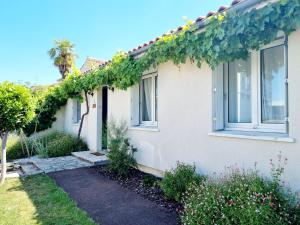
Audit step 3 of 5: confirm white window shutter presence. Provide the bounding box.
[130,84,140,126]
[212,64,224,131]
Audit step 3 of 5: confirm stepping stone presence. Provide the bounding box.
[72,151,109,165]
[21,163,42,176]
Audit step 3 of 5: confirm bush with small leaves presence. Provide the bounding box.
[107,119,137,176]
[182,154,300,225]
[160,162,204,202]
[142,174,158,187]
[46,133,87,157]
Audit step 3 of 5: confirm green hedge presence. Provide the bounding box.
[160,162,204,202]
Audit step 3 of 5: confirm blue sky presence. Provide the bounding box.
[0,0,232,85]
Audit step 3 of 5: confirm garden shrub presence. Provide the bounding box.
[182,156,300,225]
[142,174,158,187]
[46,134,87,157]
[1,134,27,160]
[107,119,137,176]
[160,162,203,202]
[1,131,87,160]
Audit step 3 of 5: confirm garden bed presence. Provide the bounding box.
[96,165,183,215]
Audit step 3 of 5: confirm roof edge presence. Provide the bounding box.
[130,0,262,57]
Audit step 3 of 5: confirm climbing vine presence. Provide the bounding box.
[25,0,300,136]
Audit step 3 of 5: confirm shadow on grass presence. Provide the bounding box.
[3,175,97,225]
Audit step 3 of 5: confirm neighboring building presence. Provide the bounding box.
[52,0,300,190]
[80,57,105,73]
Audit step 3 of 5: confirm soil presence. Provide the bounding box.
[50,167,180,225]
[95,165,184,215]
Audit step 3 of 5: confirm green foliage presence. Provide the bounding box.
[107,119,137,176]
[0,175,97,225]
[25,0,300,135]
[141,174,158,187]
[160,162,203,202]
[182,156,300,225]
[102,123,108,150]
[1,131,87,160]
[46,133,87,157]
[0,82,35,136]
[48,39,76,79]
[0,134,27,160]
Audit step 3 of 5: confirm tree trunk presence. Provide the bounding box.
[1,132,8,185]
[77,91,90,140]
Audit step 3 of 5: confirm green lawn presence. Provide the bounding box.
[0,175,97,225]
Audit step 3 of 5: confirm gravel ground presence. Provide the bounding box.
[96,165,183,216]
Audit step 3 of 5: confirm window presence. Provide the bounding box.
[214,37,288,133]
[73,99,81,124]
[139,73,158,126]
[261,45,285,124]
[228,58,252,123]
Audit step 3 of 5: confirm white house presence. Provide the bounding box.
[52,0,300,190]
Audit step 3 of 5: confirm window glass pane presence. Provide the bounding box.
[228,58,252,123]
[76,100,81,122]
[142,77,152,121]
[261,45,285,124]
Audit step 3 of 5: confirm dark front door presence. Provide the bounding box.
[102,86,108,149]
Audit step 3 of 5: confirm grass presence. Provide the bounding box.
[0,134,27,160]
[0,175,97,225]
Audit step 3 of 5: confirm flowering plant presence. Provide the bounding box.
[182,153,300,225]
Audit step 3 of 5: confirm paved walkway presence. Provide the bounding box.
[15,156,92,174]
[49,167,179,225]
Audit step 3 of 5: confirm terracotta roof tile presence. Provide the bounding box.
[218,6,227,12]
[195,16,205,22]
[177,26,183,31]
[231,0,242,6]
[206,11,216,17]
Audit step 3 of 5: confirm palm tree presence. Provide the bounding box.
[48,40,76,79]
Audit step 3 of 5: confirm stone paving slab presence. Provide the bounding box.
[14,156,92,174]
[21,163,42,176]
[72,151,109,165]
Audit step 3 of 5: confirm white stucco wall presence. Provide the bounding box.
[53,89,103,152]
[108,29,300,190]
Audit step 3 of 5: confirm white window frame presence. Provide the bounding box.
[73,99,81,124]
[139,72,158,127]
[224,36,287,133]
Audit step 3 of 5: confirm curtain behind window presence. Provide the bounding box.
[228,58,252,123]
[76,100,81,123]
[142,77,152,121]
[261,45,285,124]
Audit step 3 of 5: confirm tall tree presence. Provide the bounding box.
[0,82,34,184]
[48,40,76,80]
